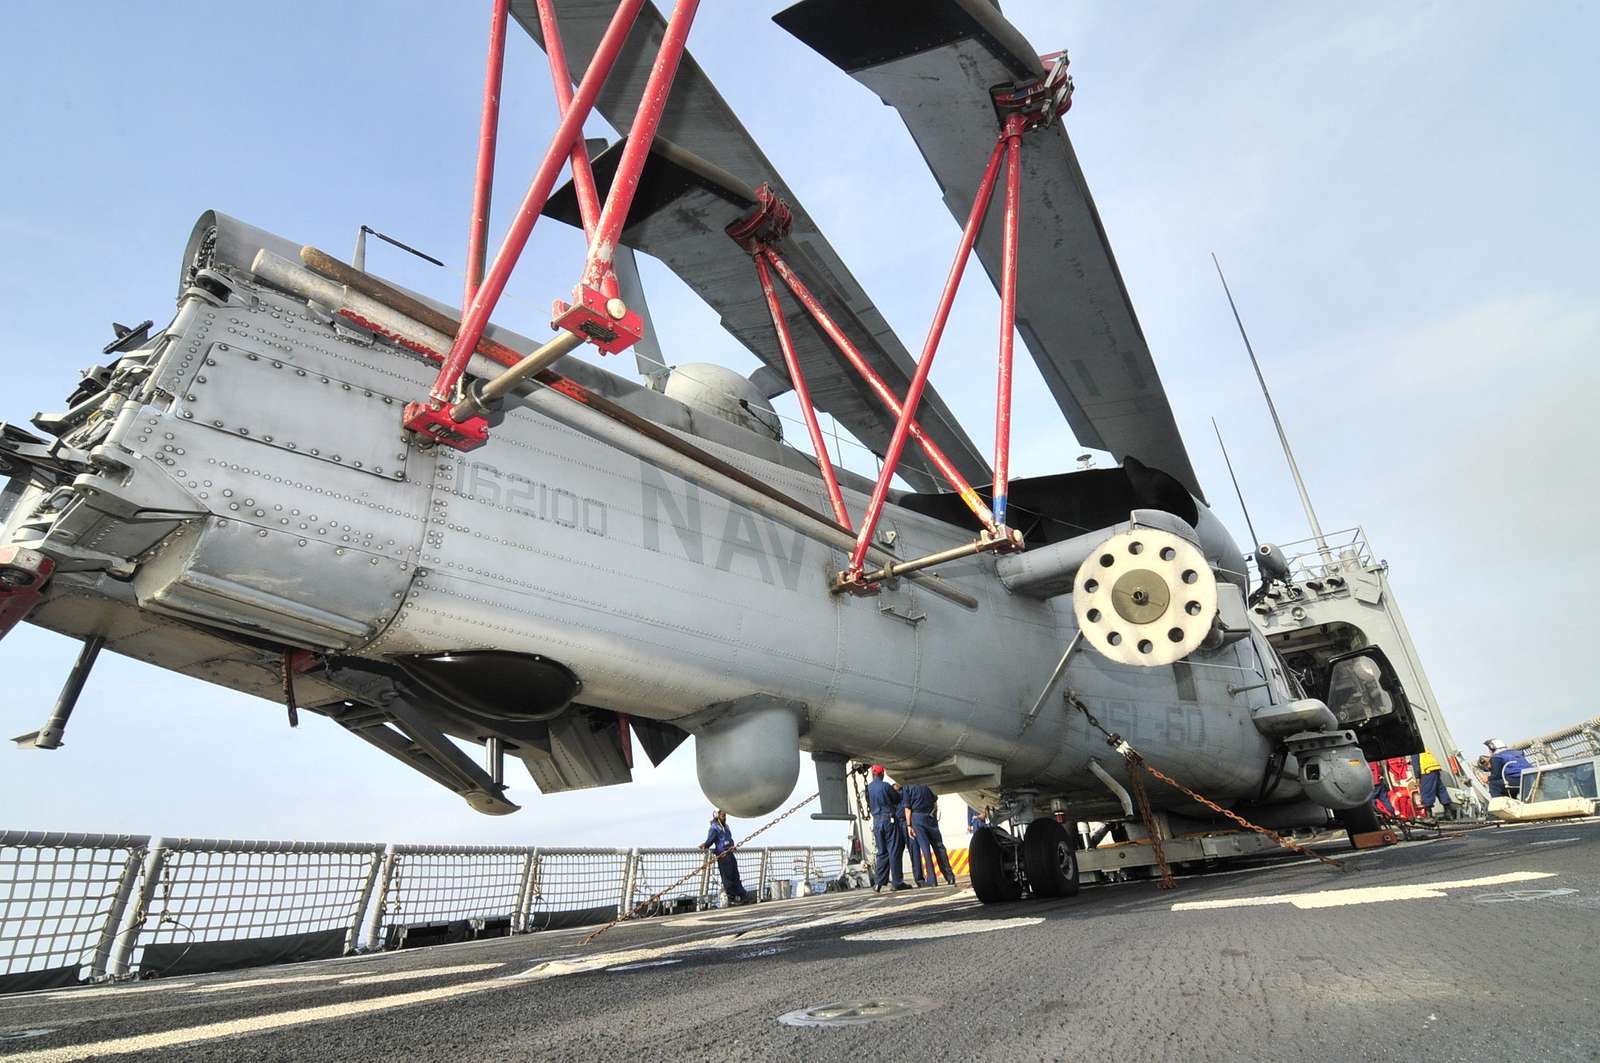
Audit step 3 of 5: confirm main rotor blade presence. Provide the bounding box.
[586,136,666,382]
[776,0,1204,500]
[515,0,990,493]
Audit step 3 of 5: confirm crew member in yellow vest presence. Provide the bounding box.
[1411,750,1453,819]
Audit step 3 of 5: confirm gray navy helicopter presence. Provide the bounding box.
[0,0,1422,902]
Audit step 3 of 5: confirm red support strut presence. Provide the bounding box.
[420,0,645,411]
[464,0,510,309]
[992,113,1026,532]
[754,252,851,529]
[409,0,703,450]
[554,0,702,352]
[758,246,998,535]
[843,136,1013,584]
[580,0,700,294]
[536,0,602,239]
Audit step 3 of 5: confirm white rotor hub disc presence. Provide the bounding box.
[1072,528,1218,667]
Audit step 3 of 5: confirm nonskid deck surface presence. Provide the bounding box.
[2,820,1595,1061]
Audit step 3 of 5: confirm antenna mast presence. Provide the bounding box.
[1211,418,1259,554]
[1211,254,1331,562]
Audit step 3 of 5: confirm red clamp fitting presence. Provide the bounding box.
[402,400,490,452]
[992,51,1074,131]
[726,184,794,252]
[552,282,644,355]
[828,567,880,597]
[980,525,1026,553]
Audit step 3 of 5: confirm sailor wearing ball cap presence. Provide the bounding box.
[865,765,910,892]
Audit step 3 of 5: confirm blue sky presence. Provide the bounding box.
[1,3,1595,847]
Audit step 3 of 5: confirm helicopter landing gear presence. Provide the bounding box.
[968,826,1023,903]
[971,819,1083,902]
[1022,817,1080,898]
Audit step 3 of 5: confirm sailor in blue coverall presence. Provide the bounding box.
[699,809,750,905]
[902,782,956,886]
[866,765,910,891]
[1487,742,1534,798]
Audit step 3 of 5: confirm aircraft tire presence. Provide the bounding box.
[1023,818,1080,898]
[969,827,1022,904]
[1334,803,1380,848]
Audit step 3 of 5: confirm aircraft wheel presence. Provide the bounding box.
[1334,804,1380,848]
[1023,818,1080,898]
[969,827,1022,904]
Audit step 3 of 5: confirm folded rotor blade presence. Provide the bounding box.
[612,233,662,381]
[516,0,989,494]
[586,137,666,382]
[776,0,1204,500]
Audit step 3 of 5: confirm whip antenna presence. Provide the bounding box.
[1211,417,1260,554]
[1212,253,1331,562]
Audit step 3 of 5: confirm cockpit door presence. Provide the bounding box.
[1317,646,1424,760]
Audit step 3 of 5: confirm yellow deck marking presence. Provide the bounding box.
[0,980,504,1063]
[1172,871,1554,912]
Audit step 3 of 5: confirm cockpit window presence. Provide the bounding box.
[1325,655,1393,725]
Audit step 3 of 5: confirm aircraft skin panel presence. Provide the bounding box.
[513,0,990,494]
[23,586,350,708]
[776,0,1205,499]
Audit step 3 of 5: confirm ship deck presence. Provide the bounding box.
[2,818,1595,1061]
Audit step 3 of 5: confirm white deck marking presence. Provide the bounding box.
[733,945,790,959]
[1172,871,1555,912]
[843,916,1043,942]
[505,934,743,981]
[1468,888,1577,903]
[191,961,505,993]
[191,974,345,993]
[19,983,195,1002]
[338,962,502,985]
[508,889,974,981]
[6,890,994,1059]
[605,959,683,973]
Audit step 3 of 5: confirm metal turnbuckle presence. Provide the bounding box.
[831,527,1022,596]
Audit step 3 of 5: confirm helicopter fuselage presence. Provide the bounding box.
[0,216,1320,824]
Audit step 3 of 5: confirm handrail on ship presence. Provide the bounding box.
[0,833,851,992]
